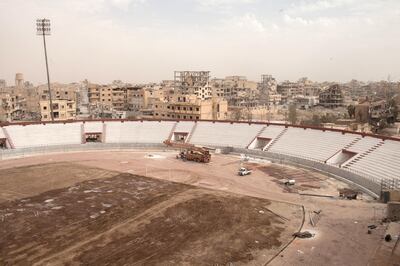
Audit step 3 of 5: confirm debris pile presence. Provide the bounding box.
[339,188,359,200]
[293,231,314,239]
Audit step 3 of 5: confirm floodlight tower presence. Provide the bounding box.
[36,18,54,121]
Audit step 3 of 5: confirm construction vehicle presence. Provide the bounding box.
[163,140,211,163]
[238,167,252,176]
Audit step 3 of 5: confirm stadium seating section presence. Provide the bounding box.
[1,120,399,190]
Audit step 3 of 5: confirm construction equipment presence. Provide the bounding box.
[163,140,211,163]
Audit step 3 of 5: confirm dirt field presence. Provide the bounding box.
[0,150,390,265]
[0,163,300,265]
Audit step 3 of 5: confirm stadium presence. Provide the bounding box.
[0,119,399,265]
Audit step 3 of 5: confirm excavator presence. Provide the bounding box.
[163,140,211,163]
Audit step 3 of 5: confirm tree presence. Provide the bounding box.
[388,99,399,123]
[245,108,253,122]
[347,105,355,119]
[288,104,297,125]
[231,108,242,121]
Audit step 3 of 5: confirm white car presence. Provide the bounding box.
[238,167,252,176]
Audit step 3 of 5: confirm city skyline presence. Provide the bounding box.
[1,0,400,85]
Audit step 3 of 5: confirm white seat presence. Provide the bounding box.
[189,122,264,148]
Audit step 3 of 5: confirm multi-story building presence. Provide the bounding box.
[212,76,258,100]
[0,79,6,90]
[88,85,112,106]
[174,71,213,100]
[40,99,76,121]
[277,81,304,103]
[319,84,344,108]
[151,94,228,120]
[0,92,28,121]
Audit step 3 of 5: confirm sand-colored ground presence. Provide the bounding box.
[0,150,389,265]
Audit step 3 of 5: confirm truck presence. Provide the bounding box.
[163,140,211,163]
[238,167,252,176]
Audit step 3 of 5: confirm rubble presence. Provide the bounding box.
[293,231,314,238]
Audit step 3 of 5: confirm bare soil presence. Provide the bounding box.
[0,151,389,266]
[0,163,295,265]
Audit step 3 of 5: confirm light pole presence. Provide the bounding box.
[36,18,54,121]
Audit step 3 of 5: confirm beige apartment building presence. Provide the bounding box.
[152,94,228,120]
[40,99,76,121]
[130,87,164,111]
[0,92,27,121]
[88,85,113,106]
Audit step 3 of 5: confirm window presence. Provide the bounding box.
[190,107,193,111]
[196,116,199,119]
[43,106,47,110]
[196,107,199,111]
[177,107,180,110]
[183,107,186,111]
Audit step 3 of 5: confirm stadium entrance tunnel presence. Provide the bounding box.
[172,132,188,142]
[326,149,357,167]
[84,133,102,143]
[248,137,272,150]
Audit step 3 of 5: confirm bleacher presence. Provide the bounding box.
[345,136,383,153]
[105,121,175,143]
[5,123,82,148]
[189,122,264,148]
[174,121,195,133]
[258,125,286,139]
[84,122,104,133]
[1,120,399,193]
[268,128,358,162]
[0,128,5,139]
[344,140,400,182]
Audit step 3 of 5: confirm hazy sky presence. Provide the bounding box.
[1,0,400,85]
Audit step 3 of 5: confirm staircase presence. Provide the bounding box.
[342,141,384,168]
[343,137,361,150]
[167,122,178,142]
[2,127,15,149]
[186,122,198,143]
[102,123,107,143]
[264,128,288,151]
[81,123,85,144]
[246,126,266,149]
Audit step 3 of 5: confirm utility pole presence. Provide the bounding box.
[36,18,54,121]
